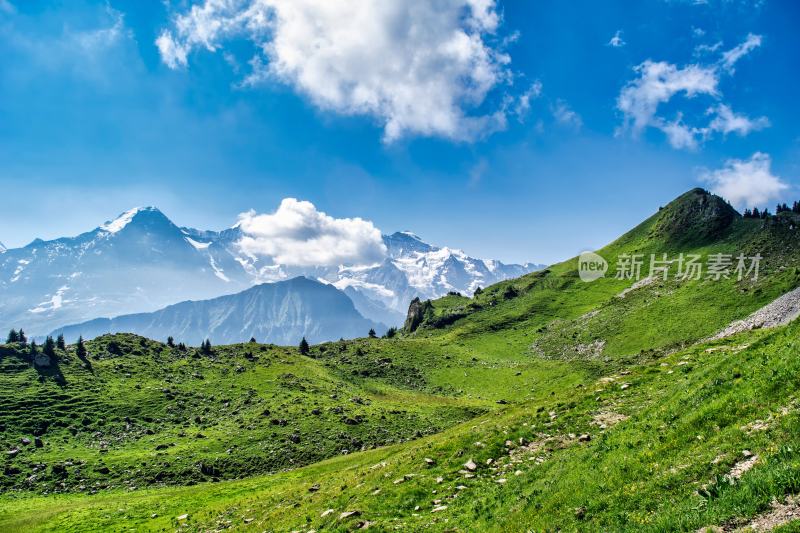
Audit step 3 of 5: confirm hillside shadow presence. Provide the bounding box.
[33,356,67,386]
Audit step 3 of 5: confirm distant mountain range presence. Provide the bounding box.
[0,207,543,337]
[51,277,385,345]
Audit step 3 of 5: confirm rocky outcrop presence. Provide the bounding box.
[403,297,433,332]
[652,188,739,245]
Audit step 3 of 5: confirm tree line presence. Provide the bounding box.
[743,201,800,219]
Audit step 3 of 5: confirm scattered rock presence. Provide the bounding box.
[424,457,435,465]
[320,509,334,518]
[578,434,591,442]
[176,514,188,521]
[339,510,361,520]
[739,495,800,531]
[726,453,759,482]
[308,483,320,492]
[431,505,448,513]
[464,459,477,472]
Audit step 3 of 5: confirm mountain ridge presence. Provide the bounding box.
[50,276,386,345]
[0,207,542,335]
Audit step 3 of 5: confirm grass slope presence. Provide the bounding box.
[3,189,800,531]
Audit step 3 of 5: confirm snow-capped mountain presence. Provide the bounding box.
[0,241,6,253]
[52,276,385,346]
[0,207,248,336]
[0,208,542,336]
[327,231,542,325]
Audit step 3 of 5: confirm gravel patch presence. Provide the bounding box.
[709,286,800,341]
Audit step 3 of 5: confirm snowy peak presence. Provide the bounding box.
[0,241,5,253]
[383,231,435,257]
[98,206,165,234]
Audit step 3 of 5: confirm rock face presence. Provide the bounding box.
[403,297,433,332]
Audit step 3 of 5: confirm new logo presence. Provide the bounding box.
[578,251,608,282]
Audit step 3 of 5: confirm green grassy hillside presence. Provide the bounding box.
[3,189,800,531]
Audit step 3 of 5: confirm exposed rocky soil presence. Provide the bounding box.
[709,287,800,341]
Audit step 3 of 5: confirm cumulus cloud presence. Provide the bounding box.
[617,34,765,150]
[607,30,626,48]
[702,152,789,209]
[157,0,517,142]
[236,198,387,267]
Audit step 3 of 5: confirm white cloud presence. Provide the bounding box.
[157,0,517,142]
[155,31,189,69]
[702,152,789,209]
[616,34,766,150]
[694,41,722,56]
[236,198,387,267]
[706,104,769,136]
[513,80,542,118]
[661,116,701,150]
[551,100,582,130]
[720,33,762,73]
[607,30,626,48]
[617,60,719,133]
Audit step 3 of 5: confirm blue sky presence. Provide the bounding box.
[0,0,797,264]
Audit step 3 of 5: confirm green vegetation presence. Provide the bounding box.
[3,189,800,531]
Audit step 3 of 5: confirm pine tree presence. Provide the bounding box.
[76,336,87,359]
[384,327,397,339]
[474,287,483,297]
[368,328,377,338]
[166,336,175,347]
[752,207,760,218]
[298,337,310,355]
[793,201,800,214]
[743,208,752,218]
[18,329,27,344]
[29,340,38,356]
[249,337,257,343]
[56,334,65,350]
[6,329,18,344]
[43,336,56,357]
[201,339,212,354]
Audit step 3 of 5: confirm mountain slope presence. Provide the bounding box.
[51,277,386,345]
